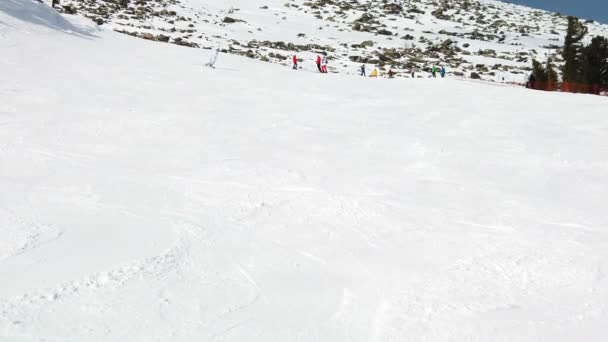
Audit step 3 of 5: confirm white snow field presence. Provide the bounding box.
[1,2,608,341]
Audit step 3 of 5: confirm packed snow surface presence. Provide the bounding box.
[1,2,608,341]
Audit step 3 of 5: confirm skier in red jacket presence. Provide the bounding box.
[292,55,298,70]
[316,55,322,72]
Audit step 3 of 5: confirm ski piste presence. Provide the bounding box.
[2,1,608,342]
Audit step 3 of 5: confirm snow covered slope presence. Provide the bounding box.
[55,0,608,81]
[1,2,608,341]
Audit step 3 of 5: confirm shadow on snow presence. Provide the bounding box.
[0,0,97,38]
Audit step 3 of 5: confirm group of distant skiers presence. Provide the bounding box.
[207,49,447,79]
[359,64,394,78]
[292,54,329,73]
[360,63,446,79]
[431,65,447,78]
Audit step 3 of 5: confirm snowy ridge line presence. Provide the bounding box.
[0,0,99,37]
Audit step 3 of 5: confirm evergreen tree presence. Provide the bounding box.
[545,57,559,90]
[561,16,588,83]
[582,36,608,86]
[604,54,608,86]
[546,58,559,83]
[532,59,547,82]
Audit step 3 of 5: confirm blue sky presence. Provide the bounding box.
[501,0,607,24]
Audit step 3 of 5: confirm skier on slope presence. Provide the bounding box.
[370,68,378,77]
[431,66,437,78]
[440,66,446,78]
[205,48,220,68]
[360,64,366,76]
[321,56,328,73]
[316,55,323,72]
[292,55,298,69]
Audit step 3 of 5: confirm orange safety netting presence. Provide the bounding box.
[527,81,606,95]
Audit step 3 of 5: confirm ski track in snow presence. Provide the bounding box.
[0,208,64,262]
